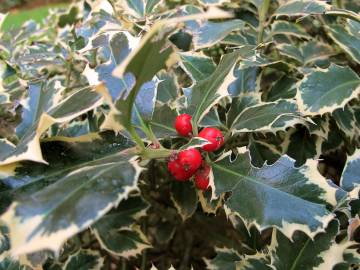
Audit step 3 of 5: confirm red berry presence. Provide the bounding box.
[175,114,193,136]
[194,162,211,190]
[177,148,202,174]
[198,127,224,152]
[167,148,202,181]
[168,158,192,181]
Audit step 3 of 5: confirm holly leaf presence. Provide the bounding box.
[326,20,360,64]
[190,20,246,50]
[211,152,338,238]
[297,64,360,115]
[275,0,330,16]
[204,248,241,270]
[0,133,141,256]
[270,21,310,39]
[64,249,104,270]
[92,196,150,258]
[106,20,175,131]
[0,86,104,166]
[16,79,63,139]
[228,67,259,96]
[230,100,302,133]
[187,51,240,125]
[269,221,354,270]
[340,148,360,196]
[148,103,177,138]
[170,181,198,221]
[178,52,216,82]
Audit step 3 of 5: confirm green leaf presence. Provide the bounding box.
[277,41,334,65]
[340,148,360,195]
[156,71,179,104]
[170,181,198,221]
[228,67,259,96]
[64,249,104,270]
[226,94,259,128]
[0,86,103,165]
[275,0,330,16]
[187,51,240,125]
[297,64,360,115]
[119,0,162,18]
[270,21,310,39]
[248,140,281,168]
[0,133,141,256]
[204,248,240,270]
[108,21,175,131]
[269,220,353,270]
[178,52,216,82]
[237,254,272,270]
[92,196,150,258]
[230,100,301,132]
[148,103,177,138]
[83,31,138,102]
[16,80,63,139]
[0,257,31,270]
[333,105,356,136]
[286,127,319,167]
[212,152,338,238]
[265,75,297,101]
[190,20,246,49]
[326,20,360,64]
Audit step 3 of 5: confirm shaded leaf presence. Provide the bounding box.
[64,249,104,270]
[92,196,150,258]
[170,182,198,221]
[1,134,140,256]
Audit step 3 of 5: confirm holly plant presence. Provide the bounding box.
[0,0,360,269]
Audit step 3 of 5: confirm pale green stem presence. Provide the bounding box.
[257,0,271,44]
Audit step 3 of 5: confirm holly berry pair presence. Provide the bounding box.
[167,150,211,190]
[174,114,224,152]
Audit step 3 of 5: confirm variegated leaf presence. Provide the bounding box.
[270,20,310,39]
[170,181,198,221]
[296,64,360,116]
[326,20,360,64]
[340,148,360,197]
[269,220,354,270]
[275,0,330,16]
[212,152,338,238]
[178,52,215,82]
[230,100,302,133]
[187,51,240,125]
[190,20,246,50]
[92,196,150,258]
[0,133,141,256]
[105,20,175,131]
[64,249,104,270]
[148,103,177,138]
[228,67,259,96]
[0,86,104,165]
[204,248,240,270]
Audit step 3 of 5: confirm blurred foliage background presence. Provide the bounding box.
[0,0,70,30]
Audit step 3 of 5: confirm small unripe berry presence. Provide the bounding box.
[198,127,224,152]
[194,162,211,190]
[167,148,202,181]
[175,114,193,136]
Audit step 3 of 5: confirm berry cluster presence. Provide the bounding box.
[168,114,224,190]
